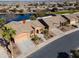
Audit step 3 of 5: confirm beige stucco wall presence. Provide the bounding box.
[30,27,44,37]
[70,21,76,25]
[35,27,43,35]
[70,19,78,25]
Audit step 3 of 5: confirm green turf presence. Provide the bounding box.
[47,10,79,14]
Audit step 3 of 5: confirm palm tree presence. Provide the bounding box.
[0,18,5,28]
[1,26,16,57]
[2,26,16,44]
[30,15,36,20]
[0,18,16,57]
[0,18,11,53]
[2,32,11,54]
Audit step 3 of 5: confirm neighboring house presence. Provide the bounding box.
[63,6,76,10]
[49,15,67,27]
[30,20,45,35]
[48,7,64,12]
[37,6,48,10]
[57,7,64,11]
[38,16,50,29]
[38,15,67,30]
[63,14,79,25]
[74,13,79,18]
[30,8,37,13]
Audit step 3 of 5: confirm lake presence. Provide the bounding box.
[0,13,33,23]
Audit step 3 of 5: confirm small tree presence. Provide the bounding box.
[57,3,63,7]
[30,15,36,20]
[2,26,16,44]
[19,9,24,13]
[74,2,79,6]
[12,8,16,13]
[52,4,56,7]
[43,29,49,39]
[64,1,69,6]
[31,35,40,41]
[69,3,73,6]
[0,18,5,25]
[70,49,79,58]
[34,3,38,8]
[51,7,58,12]
[36,10,46,17]
[40,2,45,6]
[31,35,41,44]
[1,26,16,57]
[16,4,19,8]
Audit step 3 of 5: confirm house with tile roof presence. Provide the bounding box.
[38,15,67,30]
[63,14,79,25]
[30,20,45,36]
[5,20,44,39]
[5,21,32,39]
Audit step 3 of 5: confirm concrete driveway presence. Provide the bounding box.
[51,28,64,35]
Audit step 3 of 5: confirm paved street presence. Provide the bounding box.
[27,30,79,58]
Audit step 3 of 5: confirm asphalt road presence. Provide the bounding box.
[27,30,79,58]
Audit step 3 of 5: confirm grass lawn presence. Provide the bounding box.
[47,10,79,14]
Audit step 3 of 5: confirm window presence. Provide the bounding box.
[37,30,39,33]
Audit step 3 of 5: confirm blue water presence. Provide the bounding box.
[0,13,51,23]
[0,13,33,23]
[7,13,33,23]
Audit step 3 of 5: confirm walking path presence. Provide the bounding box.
[17,28,79,58]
